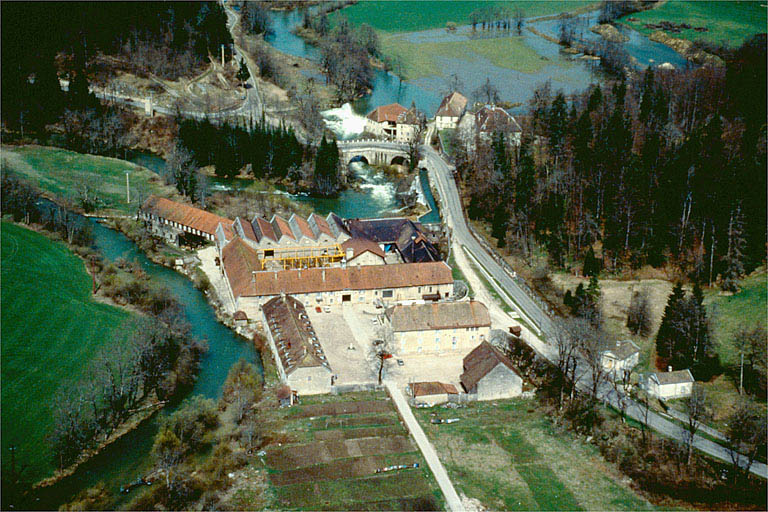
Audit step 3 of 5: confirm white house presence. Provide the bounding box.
[435,92,468,130]
[646,369,695,400]
[366,103,424,143]
[601,340,640,378]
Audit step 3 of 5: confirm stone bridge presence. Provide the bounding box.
[337,139,410,170]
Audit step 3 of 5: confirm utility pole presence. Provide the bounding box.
[221,44,225,66]
[125,171,130,203]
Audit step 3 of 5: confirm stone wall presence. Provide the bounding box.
[476,364,523,401]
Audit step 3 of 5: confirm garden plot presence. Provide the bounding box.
[262,392,443,510]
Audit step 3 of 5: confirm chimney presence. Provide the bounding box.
[668,366,672,372]
[322,269,326,282]
[298,269,301,279]
[346,247,354,260]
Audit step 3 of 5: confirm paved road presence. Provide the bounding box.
[341,140,767,479]
[384,381,464,512]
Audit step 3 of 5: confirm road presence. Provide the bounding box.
[341,140,767,479]
[384,381,464,512]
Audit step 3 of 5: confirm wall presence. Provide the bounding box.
[649,380,692,400]
[435,115,459,130]
[288,365,333,395]
[347,251,386,267]
[394,324,489,355]
[476,363,523,401]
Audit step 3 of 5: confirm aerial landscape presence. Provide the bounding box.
[1,0,766,510]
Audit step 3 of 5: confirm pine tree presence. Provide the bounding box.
[721,203,746,292]
[237,58,251,85]
[656,282,686,363]
[688,283,712,372]
[627,289,652,337]
[583,246,600,277]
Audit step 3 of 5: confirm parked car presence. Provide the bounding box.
[323,306,331,313]
[315,306,322,313]
[397,359,404,367]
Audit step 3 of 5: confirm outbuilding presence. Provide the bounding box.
[408,381,459,406]
[460,342,524,401]
[601,340,640,378]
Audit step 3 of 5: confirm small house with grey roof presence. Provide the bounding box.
[646,369,694,400]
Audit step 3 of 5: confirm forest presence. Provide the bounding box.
[455,34,766,289]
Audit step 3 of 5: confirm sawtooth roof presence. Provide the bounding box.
[386,300,490,332]
[460,341,521,391]
[140,195,233,238]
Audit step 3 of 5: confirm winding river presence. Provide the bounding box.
[26,206,260,510]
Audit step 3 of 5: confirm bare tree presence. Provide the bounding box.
[725,400,767,482]
[514,8,525,35]
[682,383,710,465]
[443,73,464,96]
[549,318,588,404]
[473,77,500,105]
[578,323,609,397]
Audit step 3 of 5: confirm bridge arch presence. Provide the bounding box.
[348,155,369,166]
[390,155,409,167]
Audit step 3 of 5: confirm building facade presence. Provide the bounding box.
[460,342,524,401]
[435,91,468,130]
[384,300,490,355]
[600,340,640,377]
[139,195,233,244]
[646,369,695,400]
[366,103,424,143]
[408,381,459,405]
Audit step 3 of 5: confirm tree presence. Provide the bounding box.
[313,137,340,196]
[627,288,652,337]
[721,203,746,292]
[514,8,525,35]
[725,400,767,482]
[682,383,710,465]
[237,58,250,86]
[165,144,199,199]
[733,324,767,395]
[473,77,500,105]
[582,246,601,277]
[655,283,686,364]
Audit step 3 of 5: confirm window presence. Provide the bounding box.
[382,290,393,298]
[264,249,274,257]
[452,337,457,349]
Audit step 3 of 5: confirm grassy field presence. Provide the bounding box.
[259,391,443,510]
[0,145,177,215]
[619,1,767,47]
[333,1,598,33]
[1,222,134,481]
[414,399,655,511]
[380,33,562,80]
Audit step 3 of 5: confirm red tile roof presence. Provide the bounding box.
[221,238,262,300]
[309,213,333,238]
[409,381,459,397]
[342,237,385,260]
[232,261,452,298]
[460,342,521,391]
[367,103,407,123]
[436,92,468,118]
[252,216,277,242]
[290,213,316,240]
[235,217,257,241]
[271,215,295,241]
[141,195,233,237]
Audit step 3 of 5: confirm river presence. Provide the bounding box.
[266,5,691,133]
[24,203,260,510]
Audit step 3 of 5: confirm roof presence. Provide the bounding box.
[409,381,459,397]
[386,301,490,332]
[342,237,385,261]
[436,92,468,118]
[262,295,331,375]
[289,213,316,240]
[475,105,522,134]
[233,310,248,321]
[234,217,257,241]
[367,103,407,123]
[221,238,262,300]
[397,106,424,126]
[460,341,521,391]
[140,195,233,238]
[344,218,439,262]
[603,340,640,361]
[651,369,694,386]
[234,261,452,298]
[252,216,277,242]
[308,213,333,238]
[271,215,295,241]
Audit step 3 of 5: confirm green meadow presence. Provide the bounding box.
[1,222,133,481]
[619,1,767,47]
[332,1,598,33]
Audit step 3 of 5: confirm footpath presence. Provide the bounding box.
[384,381,464,512]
